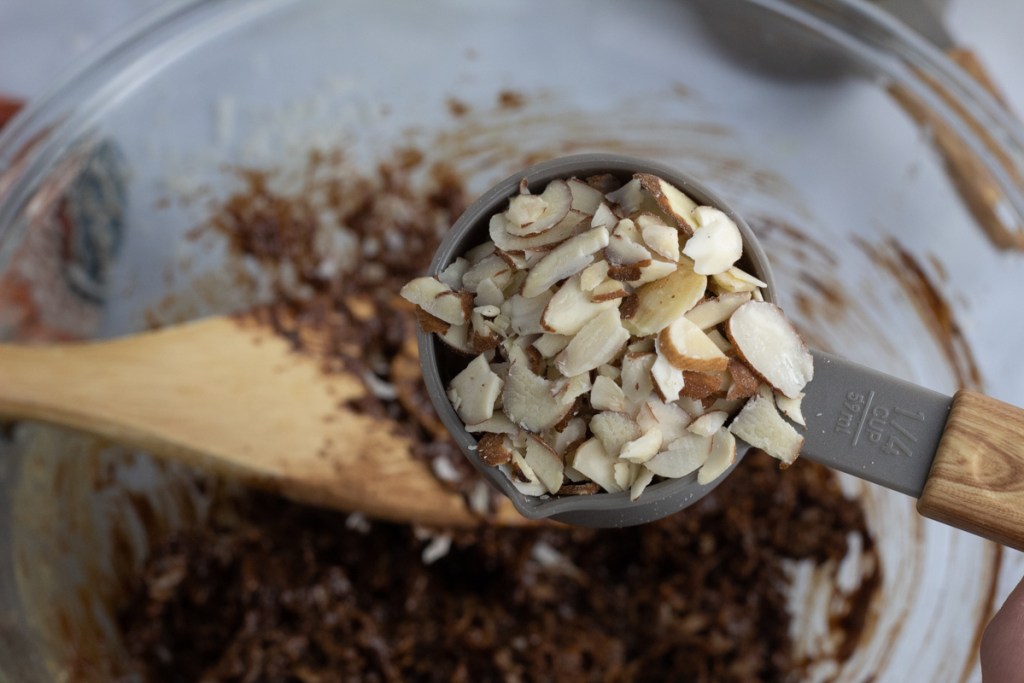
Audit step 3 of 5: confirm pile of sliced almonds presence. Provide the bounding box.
[401,172,813,501]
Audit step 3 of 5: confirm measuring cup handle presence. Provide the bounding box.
[918,390,1024,551]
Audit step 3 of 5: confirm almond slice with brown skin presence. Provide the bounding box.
[711,266,767,294]
[504,179,573,237]
[684,292,751,330]
[775,391,806,427]
[541,275,619,335]
[635,173,698,234]
[657,316,729,373]
[679,370,727,399]
[606,218,652,265]
[728,393,804,466]
[623,258,707,336]
[590,278,629,302]
[726,359,761,400]
[651,353,685,402]
[726,301,814,399]
[477,433,514,466]
[489,210,587,252]
[567,177,605,214]
[462,253,513,292]
[697,428,737,485]
[506,193,548,229]
[605,178,647,216]
[626,259,677,287]
[644,433,712,478]
[682,206,743,276]
[400,276,471,326]
[524,434,565,494]
[521,227,609,298]
[579,259,610,291]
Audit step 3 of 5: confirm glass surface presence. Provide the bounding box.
[1,1,1023,681]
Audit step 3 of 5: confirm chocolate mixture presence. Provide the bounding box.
[117,149,877,682]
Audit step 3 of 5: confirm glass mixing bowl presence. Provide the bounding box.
[2,1,1023,681]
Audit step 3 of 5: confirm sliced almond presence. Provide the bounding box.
[679,371,726,399]
[462,254,513,292]
[591,202,619,231]
[606,218,652,265]
[591,278,629,302]
[643,399,692,443]
[567,177,605,214]
[711,266,767,294]
[474,277,506,308]
[591,374,627,412]
[685,292,751,330]
[590,411,642,458]
[637,215,681,261]
[620,352,656,412]
[524,434,565,494]
[506,193,548,229]
[555,308,629,377]
[570,438,623,493]
[521,227,609,298]
[644,433,712,478]
[651,353,685,402]
[466,414,517,435]
[687,410,729,437]
[437,322,474,354]
[541,275,618,335]
[438,257,470,290]
[657,316,729,373]
[400,276,471,326]
[465,240,497,264]
[533,332,572,358]
[607,262,646,282]
[489,210,587,252]
[619,427,663,464]
[477,433,514,466]
[706,329,732,353]
[624,259,706,336]
[728,393,804,466]
[503,290,553,336]
[546,417,588,457]
[697,428,737,485]
[626,258,678,288]
[506,452,547,497]
[596,363,621,380]
[415,307,450,335]
[605,178,648,215]
[775,392,806,427]
[630,467,656,501]
[580,259,610,291]
[448,354,504,425]
[502,361,576,432]
[635,173,698,234]
[614,461,639,491]
[726,301,814,399]
[726,359,761,400]
[504,179,572,237]
[681,206,743,276]
[469,310,501,353]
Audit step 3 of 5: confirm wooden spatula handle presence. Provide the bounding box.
[918,390,1024,551]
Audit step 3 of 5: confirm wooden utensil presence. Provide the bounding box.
[0,315,522,528]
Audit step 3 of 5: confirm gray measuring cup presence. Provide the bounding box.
[419,154,1024,550]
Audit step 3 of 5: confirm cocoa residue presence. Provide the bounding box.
[854,236,982,390]
[118,453,872,683]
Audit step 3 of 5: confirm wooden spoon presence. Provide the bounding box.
[0,315,521,527]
